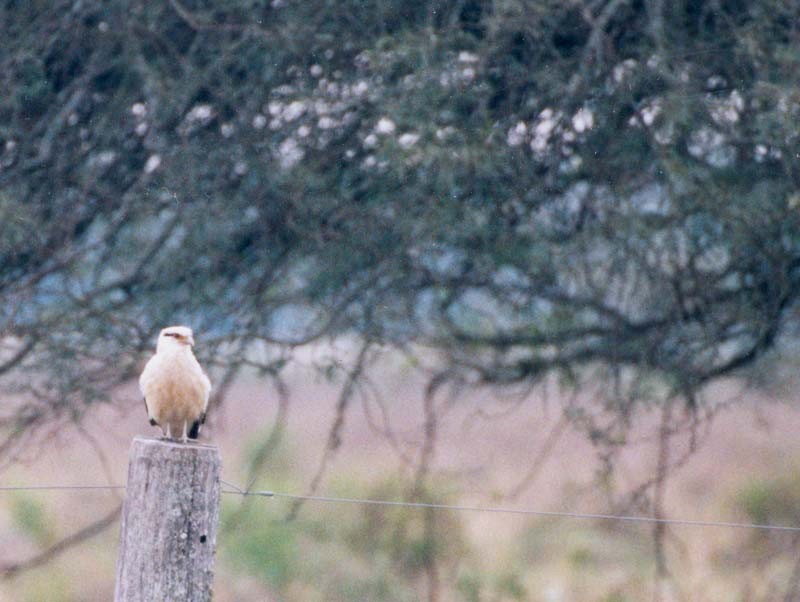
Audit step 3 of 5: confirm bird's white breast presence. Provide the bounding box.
[139,348,210,428]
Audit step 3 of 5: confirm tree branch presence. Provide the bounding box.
[0,504,121,579]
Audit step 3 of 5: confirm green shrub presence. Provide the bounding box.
[222,500,297,590]
[10,494,52,545]
[456,570,482,602]
[736,475,800,526]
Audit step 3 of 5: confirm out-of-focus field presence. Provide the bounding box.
[2,353,800,601]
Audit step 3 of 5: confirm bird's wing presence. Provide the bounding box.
[187,351,212,411]
[139,355,159,415]
[201,370,212,411]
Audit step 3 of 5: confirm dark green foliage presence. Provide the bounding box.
[1,0,799,447]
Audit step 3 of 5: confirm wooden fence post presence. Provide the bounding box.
[114,436,221,602]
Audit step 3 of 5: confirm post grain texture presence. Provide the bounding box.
[114,436,221,602]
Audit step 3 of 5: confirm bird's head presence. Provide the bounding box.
[157,325,195,351]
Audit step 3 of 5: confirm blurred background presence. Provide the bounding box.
[1,1,800,600]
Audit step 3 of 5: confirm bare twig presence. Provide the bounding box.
[411,372,448,499]
[505,413,570,501]
[168,0,281,41]
[652,402,673,602]
[783,533,800,602]
[221,376,290,534]
[285,341,371,520]
[0,337,38,376]
[358,375,415,467]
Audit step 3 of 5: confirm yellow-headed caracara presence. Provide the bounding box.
[139,326,211,441]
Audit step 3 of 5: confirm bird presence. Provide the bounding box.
[139,325,211,441]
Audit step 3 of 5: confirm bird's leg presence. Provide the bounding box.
[162,423,171,441]
[181,420,188,444]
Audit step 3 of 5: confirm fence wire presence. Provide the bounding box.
[2,482,799,533]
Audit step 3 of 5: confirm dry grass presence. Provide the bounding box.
[1,356,800,601]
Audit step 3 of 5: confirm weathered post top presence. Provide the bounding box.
[114,436,221,602]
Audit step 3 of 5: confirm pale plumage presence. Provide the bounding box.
[139,326,211,441]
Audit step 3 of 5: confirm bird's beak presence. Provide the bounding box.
[188,336,195,347]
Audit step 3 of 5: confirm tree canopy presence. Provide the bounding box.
[1,0,800,454]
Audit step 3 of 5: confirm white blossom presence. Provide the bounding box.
[278,138,304,169]
[507,121,527,146]
[144,154,161,174]
[354,52,370,69]
[131,102,147,117]
[252,114,267,129]
[688,127,734,167]
[283,100,306,122]
[186,104,213,122]
[435,126,456,141]
[375,117,396,135]
[572,107,594,133]
[364,133,379,148]
[398,132,420,149]
[458,51,479,63]
[530,108,562,152]
[640,102,661,126]
[613,59,637,83]
[94,150,117,167]
[709,90,744,124]
[646,54,662,69]
[310,64,323,77]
